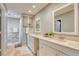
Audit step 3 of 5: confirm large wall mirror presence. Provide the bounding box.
[53,4,78,35]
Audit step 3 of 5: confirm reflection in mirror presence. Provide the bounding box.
[36,19,40,31]
[54,4,74,32]
[35,17,41,33]
[55,19,61,32]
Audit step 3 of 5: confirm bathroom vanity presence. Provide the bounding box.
[28,33,79,56]
[26,3,79,56]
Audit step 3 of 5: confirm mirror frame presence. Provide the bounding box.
[52,3,78,35]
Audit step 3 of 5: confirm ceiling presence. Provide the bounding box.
[5,3,48,15]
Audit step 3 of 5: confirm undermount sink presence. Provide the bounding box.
[46,36,66,42]
[44,35,66,42]
[54,38,66,42]
[35,32,41,35]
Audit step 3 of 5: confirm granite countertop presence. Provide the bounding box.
[28,33,79,51]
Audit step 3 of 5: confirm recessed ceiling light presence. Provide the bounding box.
[32,5,36,8]
[28,10,32,13]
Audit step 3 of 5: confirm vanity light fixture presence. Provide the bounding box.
[28,10,32,13]
[32,5,36,8]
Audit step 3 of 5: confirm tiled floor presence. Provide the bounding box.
[5,45,34,56]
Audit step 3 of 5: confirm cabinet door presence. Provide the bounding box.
[45,45,57,56]
[43,44,68,56]
[39,43,47,56]
[39,40,67,56]
[39,43,58,56]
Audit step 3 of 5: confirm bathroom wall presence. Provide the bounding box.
[34,3,79,41]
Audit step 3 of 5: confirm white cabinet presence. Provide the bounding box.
[39,40,68,56]
[29,35,79,56]
[45,45,57,56]
[39,39,79,56]
[39,41,57,56]
[39,43,47,56]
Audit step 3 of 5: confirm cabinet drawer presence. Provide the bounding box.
[39,43,67,56]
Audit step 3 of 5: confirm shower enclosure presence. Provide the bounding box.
[7,16,21,48]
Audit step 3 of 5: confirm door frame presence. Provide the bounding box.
[0,3,7,55]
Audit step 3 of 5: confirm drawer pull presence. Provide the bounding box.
[41,46,44,48]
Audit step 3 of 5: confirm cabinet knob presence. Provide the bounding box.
[56,53,58,56]
[41,46,43,48]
